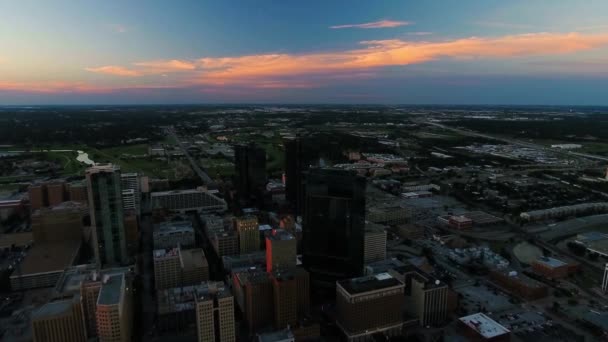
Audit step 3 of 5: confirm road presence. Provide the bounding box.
[166,127,215,186]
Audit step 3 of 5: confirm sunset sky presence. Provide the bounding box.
[1,0,608,105]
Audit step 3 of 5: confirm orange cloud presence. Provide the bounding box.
[330,20,411,29]
[0,81,113,93]
[134,59,196,72]
[85,66,141,77]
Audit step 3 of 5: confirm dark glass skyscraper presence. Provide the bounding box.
[86,164,128,267]
[234,143,267,205]
[302,168,366,287]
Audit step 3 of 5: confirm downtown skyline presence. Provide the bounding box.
[1,0,608,105]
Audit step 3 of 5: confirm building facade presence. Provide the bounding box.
[266,229,297,272]
[87,164,128,266]
[236,216,260,254]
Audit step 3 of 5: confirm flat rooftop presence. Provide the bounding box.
[158,281,230,314]
[338,272,403,295]
[54,264,131,297]
[459,313,510,339]
[267,229,295,241]
[154,220,194,234]
[32,297,76,320]
[534,256,567,268]
[14,241,80,276]
[154,248,180,259]
[180,248,208,270]
[258,329,294,342]
[234,269,270,286]
[97,274,124,306]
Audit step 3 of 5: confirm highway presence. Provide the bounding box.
[166,127,215,186]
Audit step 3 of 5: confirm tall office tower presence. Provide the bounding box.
[29,183,46,210]
[302,168,366,286]
[68,181,88,205]
[95,273,133,342]
[363,223,387,264]
[410,274,448,327]
[120,173,140,215]
[293,267,311,317]
[123,211,138,256]
[266,229,297,272]
[236,216,260,254]
[284,137,305,215]
[234,143,267,204]
[87,164,128,267]
[233,270,274,331]
[46,181,66,207]
[31,296,87,342]
[121,189,137,212]
[195,282,236,342]
[31,202,85,244]
[271,271,298,329]
[336,273,405,341]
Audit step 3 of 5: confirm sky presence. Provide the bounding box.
[1,0,608,105]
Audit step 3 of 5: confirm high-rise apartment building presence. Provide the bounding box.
[336,273,405,341]
[87,164,128,267]
[195,282,236,342]
[31,296,87,342]
[266,229,297,272]
[364,223,387,264]
[236,216,260,254]
[302,168,366,286]
[235,143,267,204]
[271,271,298,329]
[120,173,140,215]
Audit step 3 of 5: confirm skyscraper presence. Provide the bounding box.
[302,168,366,286]
[284,137,305,215]
[87,164,128,267]
[234,143,267,205]
[271,271,298,329]
[235,216,259,254]
[120,172,141,215]
[266,229,297,272]
[195,282,236,342]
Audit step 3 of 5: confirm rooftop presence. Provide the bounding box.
[234,268,271,286]
[97,274,124,306]
[154,247,180,259]
[32,297,77,320]
[13,240,80,276]
[459,313,510,339]
[180,248,208,270]
[338,272,403,295]
[158,281,230,314]
[258,329,294,342]
[534,256,567,268]
[54,264,131,297]
[267,229,295,241]
[154,220,194,234]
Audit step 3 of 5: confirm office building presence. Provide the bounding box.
[336,273,405,341]
[120,172,141,214]
[29,183,46,210]
[68,181,88,205]
[87,164,128,266]
[31,295,87,342]
[123,211,138,256]
[153,218,195,249]
[409,272,449,327]
[233,269,274,331]
[50,265,132,339]
[271,271,298,329]
[31,201,86,244]
[266,229,297,272]
[236,216,260,254]
[151,188,228,213]
[293,267,311,318]
[213,231,240,257]
[364,223,387,264]
[153,247,209,290]
[458,313,510,342]
[302,168,366,286]
[235,143,267,204]
[531,256,579,279]
[96,273,133,342]
[195,282,236,342]
[47,181,67,207]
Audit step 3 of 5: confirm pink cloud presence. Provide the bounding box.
[134,59,196,72]
[407,32,433,36]
[85,66,141,77]
[330,20,411,29]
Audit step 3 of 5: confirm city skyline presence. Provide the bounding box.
[2,0,608,105]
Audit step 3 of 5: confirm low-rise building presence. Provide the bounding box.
[153,218,195,249]
[458,312,510,342]
[151,188,227,213]
[531,256,579,279]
